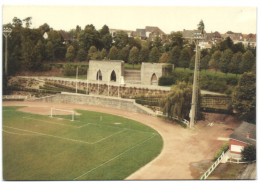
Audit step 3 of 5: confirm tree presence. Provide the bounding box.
[45,41,54,61]
[159,53,169,63]
[220,49,233,74]
[153,36,162,49]
[240,50,255,73]
[139,45,149,62]
[209,50,221,72]
[88,46,97,60]
[22,17,32,28]
[100,25,112,50]
[118,46,129,62]
[200,55,210,71]
[232,42,245,53]
[219,37,233,51]
[197,20,205,33]
[160,82,193,120]
[12,17,22,27]
[77,48,86,61]
[232,72,256,123]
[168,46,181,66]
[113,31,128,49]
[128,46,139,67]
[100,48,107,59]
[39,23,50,34]
[34,40,44,62]
[168,32,184,49]
[108,46,118,60]
[78,24,101,51]
[66,45,75,61]
[47,30,66,60]
[179,47,192,69]
[149,47,161,63]
[229,52,243,75]
[128,37,142,50]
[241,144,256,161]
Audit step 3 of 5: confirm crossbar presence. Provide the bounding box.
[51,107,75,121]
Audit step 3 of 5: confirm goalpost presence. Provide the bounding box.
[50,107,75,121]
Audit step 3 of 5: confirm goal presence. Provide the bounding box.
[50,107,75,121]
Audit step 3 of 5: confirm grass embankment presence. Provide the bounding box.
[208,163,247,179]
[2,106,162,180]
[159,67,240,94]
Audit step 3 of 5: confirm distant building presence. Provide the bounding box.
[144,26,166,42]
[182,29,206,45]
[222,31,256,48]
[109,26,166,42]
[58,30,73,44]
[109,29,135,37]
[229,122,256,160]
[43,32,48,39]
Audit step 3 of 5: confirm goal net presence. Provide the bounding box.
[50,107,75,121]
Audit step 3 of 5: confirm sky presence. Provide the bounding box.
[2,4,257,34]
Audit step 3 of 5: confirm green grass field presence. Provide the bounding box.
[2,106,163,180]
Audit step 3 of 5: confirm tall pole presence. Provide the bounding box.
[76,66,78,93]
[190,39,200,128]
[3,27,12,76]
[5,36,8,76]
[108,73,110,96]
[98,71,100,95]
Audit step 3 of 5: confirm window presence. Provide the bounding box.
[110,70,116,82]
[96,70,102,80]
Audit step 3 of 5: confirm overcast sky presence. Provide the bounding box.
[2,5,256,34]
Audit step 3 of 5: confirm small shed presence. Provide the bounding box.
[229,122,256,159]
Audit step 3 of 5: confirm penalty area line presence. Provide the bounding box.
[3,125,92,145]
[23,116,79,128]
[73,134,157,180]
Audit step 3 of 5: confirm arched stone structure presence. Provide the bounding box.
[96,70,102,80]
[110,70,117,82]
[151,73,157,85]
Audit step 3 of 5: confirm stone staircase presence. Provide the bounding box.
[124,70,141,84]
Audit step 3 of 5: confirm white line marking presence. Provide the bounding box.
[91,129,127,144]
[3,125,128,145]
[2,129,40,136]
[23,116,79,128]
[26,115,154,134]
[3,125,92,145]
[73,134,157,180]
[77,123,91,128]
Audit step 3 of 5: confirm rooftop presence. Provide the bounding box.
[229,122,256,145]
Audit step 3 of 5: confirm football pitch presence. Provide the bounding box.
[2,106,163,180]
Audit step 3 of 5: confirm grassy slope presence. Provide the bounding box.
[2,106,162,180]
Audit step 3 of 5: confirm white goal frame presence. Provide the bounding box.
[50,107,75,121]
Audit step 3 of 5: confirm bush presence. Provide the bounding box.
[158,76,175,86]
[241,144,256,162]
[62,64,76,76]
[78,65,88,75]
[213,142,229,161]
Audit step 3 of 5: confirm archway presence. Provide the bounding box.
[96,70,102,80]
[151,73,157,85]
[110,70,116,82]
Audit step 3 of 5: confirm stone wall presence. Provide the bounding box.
[141,63,171,85]
[34,92,155,115]
[87,60,124,84]
[45,78,169,98]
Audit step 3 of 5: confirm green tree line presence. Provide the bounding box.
[3,17,256,76]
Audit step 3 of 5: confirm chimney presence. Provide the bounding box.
[246,132,250,138]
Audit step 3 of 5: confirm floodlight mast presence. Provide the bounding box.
[190,32,203,128]
[3,27,12,76]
